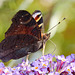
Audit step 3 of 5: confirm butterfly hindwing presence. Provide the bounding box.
[0,34,43,62]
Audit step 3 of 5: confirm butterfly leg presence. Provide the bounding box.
[49,39,56,54]
[25,54,29,65]
[42,42,46,57]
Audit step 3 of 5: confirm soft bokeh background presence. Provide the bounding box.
[0,0,75,66]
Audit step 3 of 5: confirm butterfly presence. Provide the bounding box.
[0,10,50,62]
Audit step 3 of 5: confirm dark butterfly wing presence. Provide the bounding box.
[32,10,43,29]
[0,10,46,62]
[0,34,43,62]
[5,10,41,39]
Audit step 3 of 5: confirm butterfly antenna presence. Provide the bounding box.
[48,18,66,33]
[47,18,66,54]
[49,39,56,54]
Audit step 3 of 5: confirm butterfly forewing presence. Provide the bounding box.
[32,10,43,29]
[0,34,43,62]
[5,10,41,39]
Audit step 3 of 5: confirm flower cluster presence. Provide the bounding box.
[0,54,75,75]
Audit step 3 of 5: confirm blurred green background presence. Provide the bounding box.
[0,0,75,66]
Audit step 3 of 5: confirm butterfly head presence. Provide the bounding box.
[42,32,51,43]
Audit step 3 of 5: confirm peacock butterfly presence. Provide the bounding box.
[0,10,50,62]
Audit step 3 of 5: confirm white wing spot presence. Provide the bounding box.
[22,15,24,17]
[32,12,41,18]
[19,19,21,21]
[15,46,18,48]
[18,25,20,27]
[20,22,23,24]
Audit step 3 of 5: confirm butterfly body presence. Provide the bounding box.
[0,10,50,62]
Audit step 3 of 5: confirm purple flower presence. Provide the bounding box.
[66,54,75,62]
[0,62,5,68]
[0,54,75,74]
